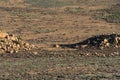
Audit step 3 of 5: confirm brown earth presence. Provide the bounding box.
[0,0,119,79]
[0,0,119,50]
[0,0,120,45]
[0,0,119,57]
[0,0,119,54]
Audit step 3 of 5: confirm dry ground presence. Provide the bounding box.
[0,0,119,80]
[0,0,119,48]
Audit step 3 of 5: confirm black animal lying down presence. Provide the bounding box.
[53,33,120,49]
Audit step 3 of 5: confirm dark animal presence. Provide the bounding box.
[53,33,120,49]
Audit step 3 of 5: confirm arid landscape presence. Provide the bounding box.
[0,0,120,80]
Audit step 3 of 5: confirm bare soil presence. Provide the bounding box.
[0,0,119,80]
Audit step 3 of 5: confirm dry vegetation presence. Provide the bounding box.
[0,0,119,80]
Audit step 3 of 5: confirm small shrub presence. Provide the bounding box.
[93,3,120,23]
[65,7,85,14]
[103,14,120,23]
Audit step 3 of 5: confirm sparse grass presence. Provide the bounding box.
[65,7,85,14]
[25,0,74,8]
[93,3,120,23]
[103,14,120,23]
[0,0,119,80]
[0,56,119,80]
[40,10,57,15]
[102,4,120,23]
[0,0,9,2]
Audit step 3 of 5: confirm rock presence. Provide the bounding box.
[0,32,35,54]
[56,44,60,48]
[0,49,5,54]
[33,52,38,55]
[0,32,8,38]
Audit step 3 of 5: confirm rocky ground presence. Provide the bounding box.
[0,32,120,58]
[0,32,35,54]
[0,0,119,80]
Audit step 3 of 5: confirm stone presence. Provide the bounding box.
[33,52,38,55]
[0,32,8,38]
[0,32,35,54]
